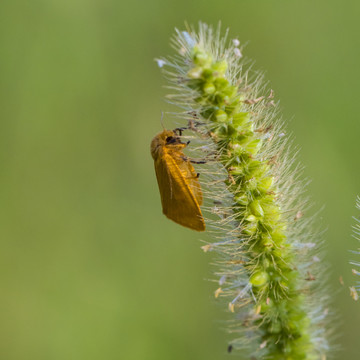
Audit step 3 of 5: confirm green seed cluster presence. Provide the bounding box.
[186,45,315,359]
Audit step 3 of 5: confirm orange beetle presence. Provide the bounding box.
[150,129,205,231]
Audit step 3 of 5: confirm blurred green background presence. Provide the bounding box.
[0,0,359,359]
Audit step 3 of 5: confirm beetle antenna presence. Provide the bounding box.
[160,112,165,130]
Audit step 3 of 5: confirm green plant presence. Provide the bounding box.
[156,23,329,359]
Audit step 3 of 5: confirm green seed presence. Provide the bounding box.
[215,110,228,122]
[203,82,216,94]
[250,271,269,287]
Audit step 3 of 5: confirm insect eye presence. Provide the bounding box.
[166,136,175,144]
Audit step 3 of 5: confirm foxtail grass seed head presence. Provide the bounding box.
[156,23,331,359]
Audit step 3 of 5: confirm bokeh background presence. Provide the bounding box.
[1,0,360,359]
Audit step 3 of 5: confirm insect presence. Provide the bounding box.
[150,129,205,231]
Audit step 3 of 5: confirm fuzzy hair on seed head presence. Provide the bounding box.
[350,196,360,300]
[157,22,332,359]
